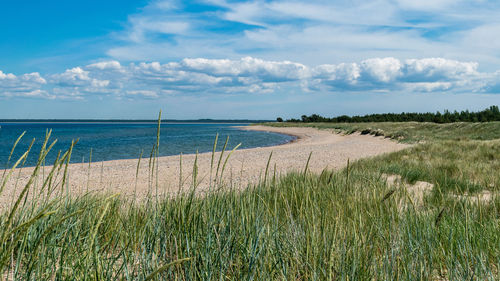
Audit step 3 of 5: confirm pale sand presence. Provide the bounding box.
[0,126,410,205]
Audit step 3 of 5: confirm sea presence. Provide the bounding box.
[0,122,294,167]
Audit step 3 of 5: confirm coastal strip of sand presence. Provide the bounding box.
[0,126,410,205]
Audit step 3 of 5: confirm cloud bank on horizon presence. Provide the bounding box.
[0,0,499,118]
[1,57,500,99]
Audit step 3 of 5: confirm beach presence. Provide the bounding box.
[0,125,409,205]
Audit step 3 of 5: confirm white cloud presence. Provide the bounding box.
[125,90,159,98]
[395,0,457,11]
[267,1,398,27]
[0,70,16,80]
[103,0,500,71]
[0,71,46,86]
[404,82,453,92]
[51,67,110,88]
[221,1,265,27]
[20,72,47,84]
[127,18,189,43]
[403,58,478,82]
[480,71,500,93]
[18,89,53,98]
[0,70,49,98]
[360,57,403,83]
[87,61,123,71]
[2,57,499,100]
[310,57,491,92]
[460,24,500,54]
[311,63,361,90]
[180,57,309,81]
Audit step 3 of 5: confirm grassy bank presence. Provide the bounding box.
[1,122,499,280]
[262,121,500,142]
[353,139,500,194]
[265,121,500,194]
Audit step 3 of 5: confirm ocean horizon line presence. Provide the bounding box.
[0,119,273,124]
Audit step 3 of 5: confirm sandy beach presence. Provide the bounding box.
[0,125,410,205]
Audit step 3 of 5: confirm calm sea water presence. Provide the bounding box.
[0,123,294,167]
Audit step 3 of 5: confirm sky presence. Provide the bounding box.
[0,0,499,119]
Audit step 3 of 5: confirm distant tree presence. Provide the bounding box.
[276,117,283,122]
[285,105,500,123]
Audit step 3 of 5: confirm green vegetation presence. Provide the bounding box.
[264,121,500,143]
[286,105,500,123]
[1,120,499,280]
[268,121,500,192]
[354,139,500,194]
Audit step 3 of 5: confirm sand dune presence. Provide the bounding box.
[0,126,410,205]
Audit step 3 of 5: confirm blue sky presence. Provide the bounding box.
[0,0,499,119]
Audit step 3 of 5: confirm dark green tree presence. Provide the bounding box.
[284,105,500,123]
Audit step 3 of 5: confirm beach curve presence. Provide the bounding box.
[0,125,410,205]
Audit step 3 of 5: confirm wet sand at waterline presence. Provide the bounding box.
[0,126,410,205]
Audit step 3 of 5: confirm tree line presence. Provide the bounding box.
[278,105,500,123]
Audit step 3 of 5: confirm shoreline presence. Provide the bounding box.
[233,125,302,145]
[0,125,410,205]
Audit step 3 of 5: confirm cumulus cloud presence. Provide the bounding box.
[180,57,309,81]
[0,71,46,87]
[87,61,123,71]
[1,57,499,100]
[403,58,478,82]
[311,63,361,89]
[0,70,50,98]
[360,57,402,83]
[0,70,16,80]
[51,67,110,88]
[309,57,485,91]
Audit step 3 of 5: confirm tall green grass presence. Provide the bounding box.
[263,121,500,142]
[0,119,499,280]
[352,139,500,194]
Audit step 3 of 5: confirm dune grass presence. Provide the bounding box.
[263,121,500,142]
[352,139,500,194]
[0,120,499,280]
[267,121,500,193]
